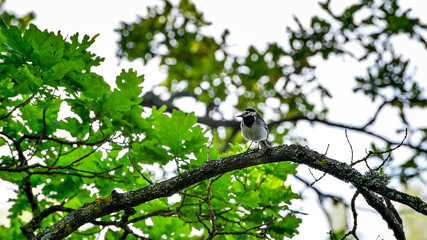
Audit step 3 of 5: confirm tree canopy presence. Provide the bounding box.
[0,0,426,239]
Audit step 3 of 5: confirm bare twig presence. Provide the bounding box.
[294,174,347,233]
[341,191,360,240]
[22,134,112,147]
[307,144,330,185]
[20,176,41,239]
[361,100,390,130]
[174,157,181,175]
[207,135,213,161]
[222,128,239,153]
[128,147,153,185]
[29,164,123,179]
[308,169,326,186]
[351,129,408,168]
[254,176,266,191]
[294,175,347,206]
[196,200,212,237]
[345,129,354,164]
[205,177,219,235]
[324,144,330,155]
[214,215,277,238]
[0,94,35,121]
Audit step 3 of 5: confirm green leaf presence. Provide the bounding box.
[0,171,27,183]
[132,107,208,166]
[80,73,110,99]
[41,176,80,200]
[104,91,134,114]
[0,136,6,146]
[147,216,192,239]
[0,19,31,58]
[14,65,42,87]
[116,69,144,100]
[269,215,301,238]
[154,110,206,157]
[49,59,84,80]
[59,117,86,138]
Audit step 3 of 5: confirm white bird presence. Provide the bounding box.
[236,108,271,151]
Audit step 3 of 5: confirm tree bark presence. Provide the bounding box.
[35,144,427,240]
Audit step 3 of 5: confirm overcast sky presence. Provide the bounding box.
[2,0,427,239]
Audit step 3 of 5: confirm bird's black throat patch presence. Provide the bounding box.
[242,116,255,127]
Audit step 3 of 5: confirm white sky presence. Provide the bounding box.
[2,0,427,239]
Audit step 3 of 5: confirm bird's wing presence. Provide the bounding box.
[264,123,269,135]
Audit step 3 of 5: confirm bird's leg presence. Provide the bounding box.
[245,141,254,152]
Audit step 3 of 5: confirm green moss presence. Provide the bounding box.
[320,159,328,166]
[90,195,112,211]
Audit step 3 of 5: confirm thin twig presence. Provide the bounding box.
[214,215,277,238]
[362,100,390,130]
[207,135,213,161]
[174,157,181,175]
[345,129,354,164]
[221,128,239,153]
[22,134,112,147]
[341,191,360,240]
[324,144,330,155]
[308,169,326,186]
[206,177,218,234]
[128,148,153,185]
[0,94,35,121]
[269,116,425,153]
[351,129,408,168]
[307,144,330,185]
[196,200,212,236]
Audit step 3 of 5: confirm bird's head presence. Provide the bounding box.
[236,108,259,118]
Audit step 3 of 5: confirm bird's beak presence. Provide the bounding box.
[236,114,242,118]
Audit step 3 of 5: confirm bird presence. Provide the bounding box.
[236,108,271,151]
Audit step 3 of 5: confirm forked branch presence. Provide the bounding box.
[34,144,426,239]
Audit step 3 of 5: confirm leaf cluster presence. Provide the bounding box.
[0,7,301,239]
[117,0,427,182]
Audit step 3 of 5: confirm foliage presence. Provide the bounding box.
[0,3,300,240]
[115,0,427,238]
[0,0,34,31]
[1,0,427,239]
[117,0,427,182]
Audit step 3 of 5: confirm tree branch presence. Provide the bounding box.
[21,176,40,239]
[293,174,348,234]
[270,116,426,153]
[139,92,239,129]
[0,94,35,121]
[21,205,74,238]
[139,92,426,154]
[34,144,427,239]
[21,134,111,147]
[356,187,406,240]
[341,191,360,240]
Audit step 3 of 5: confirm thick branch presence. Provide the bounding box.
[35,144,427,239]
[21,177,40,239]
[21,205,74,238]
[357,187,406,240]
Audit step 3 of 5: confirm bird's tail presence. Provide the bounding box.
[259,140,271,149]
